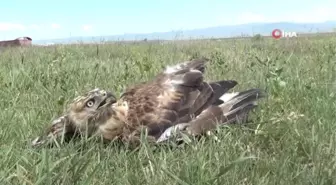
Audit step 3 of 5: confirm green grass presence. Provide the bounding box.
[0,36,335,185]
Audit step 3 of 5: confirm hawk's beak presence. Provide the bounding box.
[99,92,117,108]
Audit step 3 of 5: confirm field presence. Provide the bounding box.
[0,35,335,185]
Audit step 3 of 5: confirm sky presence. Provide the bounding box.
[0,0,335,40]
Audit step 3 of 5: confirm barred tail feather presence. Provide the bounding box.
[156,88,266,142]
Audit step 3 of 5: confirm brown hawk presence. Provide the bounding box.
[32,58,265,147]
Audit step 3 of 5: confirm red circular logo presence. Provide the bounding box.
[272,29,282,39]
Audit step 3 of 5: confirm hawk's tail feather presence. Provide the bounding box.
[188,88,266,134]
[209,80,238,105]
[156,88,266,143]
[220,88,266,121]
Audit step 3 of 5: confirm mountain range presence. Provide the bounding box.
[34,21,336,45]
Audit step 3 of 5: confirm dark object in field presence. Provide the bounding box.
[32,58,266,147]
[0,37,32,48]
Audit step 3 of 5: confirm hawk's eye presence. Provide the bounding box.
[86,100,95,107]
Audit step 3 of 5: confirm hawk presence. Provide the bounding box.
[32,58,265,147]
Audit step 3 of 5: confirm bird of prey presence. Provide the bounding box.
[32,58,265,147]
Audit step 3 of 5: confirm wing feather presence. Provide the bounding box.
[120,58,240,139]
[120,59,209,137]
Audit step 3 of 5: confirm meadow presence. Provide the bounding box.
[0,35,335,184]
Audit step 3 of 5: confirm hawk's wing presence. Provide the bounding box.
[120,58,237,139]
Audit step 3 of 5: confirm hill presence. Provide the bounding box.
[34,21,336,44]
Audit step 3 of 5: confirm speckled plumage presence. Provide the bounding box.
[32,58,265,147]
[106,58,236,141]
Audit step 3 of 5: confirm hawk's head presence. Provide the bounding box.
[67,88,116,127]
[31,88,117,147]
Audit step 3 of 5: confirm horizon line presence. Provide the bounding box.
[27,20,336,42]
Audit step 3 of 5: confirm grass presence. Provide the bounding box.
[0,35,335,185]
